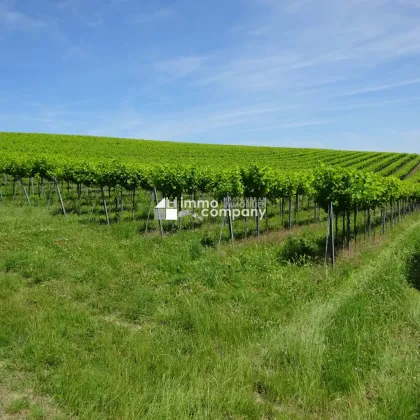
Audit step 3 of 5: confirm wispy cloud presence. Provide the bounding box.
[87,110,145,137]
[121,102,309,140]
[155,56,207,78]
[243,119,333,132]
[286,0,311,13]
[85,101,303,140]
[316,96,420,113]
[195,52,351,91]
[333,79,420,98]
[56,0,81,13]
[0,4,47,29]
[205,104,298,122]
[190,0,420,99]
[86,17,104,28]
[109,0,131,6]
[397,0,420,9]
[130,7,173,24]
[1,0,420,152]
[61,41,91,61]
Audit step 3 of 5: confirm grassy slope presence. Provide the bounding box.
[2,132,419,179]
[0,132,398,170]
[0,203,420,419]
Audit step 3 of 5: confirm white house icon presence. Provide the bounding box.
[154,198,178,221]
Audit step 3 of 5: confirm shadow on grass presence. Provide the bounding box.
[406,252,420,291]
[277,235,327,266]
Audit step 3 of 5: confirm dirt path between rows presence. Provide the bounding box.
[403,162,420,179]
[0,361,71,419]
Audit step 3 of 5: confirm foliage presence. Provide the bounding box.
[2,152,420,214]
[278,234,323,266]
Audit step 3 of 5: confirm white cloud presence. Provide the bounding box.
[0,7,47,29]
[189,0,420,100]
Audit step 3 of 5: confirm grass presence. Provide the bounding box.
[0,202,419,418]
[0,361,65,419]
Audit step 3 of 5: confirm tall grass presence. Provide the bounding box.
[0,203,419,419]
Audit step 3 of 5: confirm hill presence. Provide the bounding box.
[1,132,420,179]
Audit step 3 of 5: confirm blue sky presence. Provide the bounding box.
[1,0,420,152]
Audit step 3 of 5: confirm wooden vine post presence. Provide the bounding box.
[54,177,66,215]
[18,177,31,205]
[288,197,292,230]
[153,187,164,237]
[329,201,335,266]
[255,198,260,237]
[100,185,110,225]
[346,210,351,250]
[227,195,234,243]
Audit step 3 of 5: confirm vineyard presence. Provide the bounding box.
[2,132,420,176]
[2,133,420,418]
[1,133,420,264]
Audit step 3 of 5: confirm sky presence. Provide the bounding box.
[1,0,420,153]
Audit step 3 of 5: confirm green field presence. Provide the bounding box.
[1,132,420,177]
[1,133,420,419]
[1,202,420,419]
